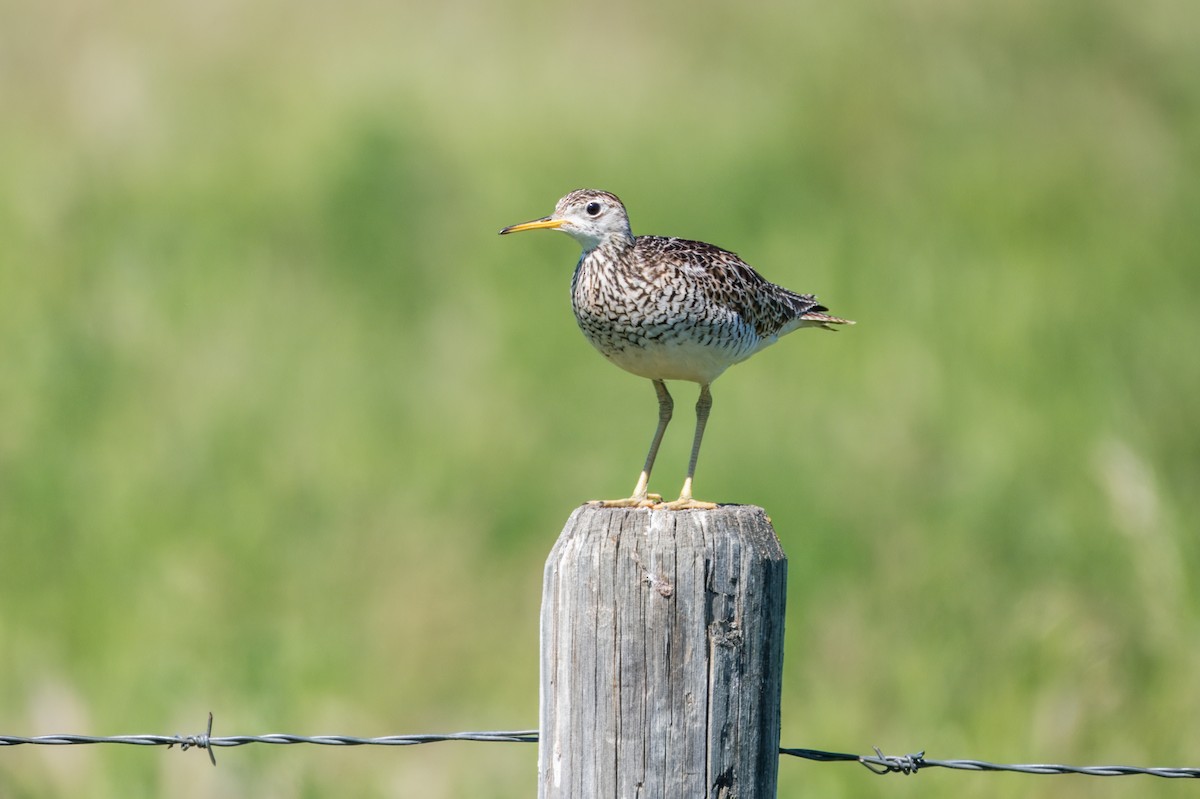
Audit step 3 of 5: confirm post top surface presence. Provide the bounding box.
[558,503,785,560]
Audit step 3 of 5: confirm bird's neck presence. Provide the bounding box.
[581,232,635,261]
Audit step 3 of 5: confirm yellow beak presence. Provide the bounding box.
[499,216,563,235]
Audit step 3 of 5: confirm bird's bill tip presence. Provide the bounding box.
[499,216,563,235]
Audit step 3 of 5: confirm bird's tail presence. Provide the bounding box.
[800,310,856,331]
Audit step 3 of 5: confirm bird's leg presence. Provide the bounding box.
[588,380,671,508]
[659,384,718,511]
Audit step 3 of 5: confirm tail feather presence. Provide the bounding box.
[800,310,855,331]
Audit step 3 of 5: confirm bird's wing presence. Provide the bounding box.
[635,236,826,337]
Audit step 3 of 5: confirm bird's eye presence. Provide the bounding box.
[585,201,602,216]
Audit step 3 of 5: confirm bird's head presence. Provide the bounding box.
[500,189,633,252]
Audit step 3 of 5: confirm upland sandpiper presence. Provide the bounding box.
[500,189,853,510]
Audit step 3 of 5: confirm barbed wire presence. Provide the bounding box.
[2,714,1197,778]
[0,714,537,767]
[780,745,1200,778]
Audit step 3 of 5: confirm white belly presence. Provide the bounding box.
[585,330,775,384]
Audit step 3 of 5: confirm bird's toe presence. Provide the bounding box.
[655,497,719,511]
[586,495,661,509]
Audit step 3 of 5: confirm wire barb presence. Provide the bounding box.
[859,746,924,775]
[167,711,216,766]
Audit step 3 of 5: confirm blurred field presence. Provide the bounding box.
[2,0,1199,796]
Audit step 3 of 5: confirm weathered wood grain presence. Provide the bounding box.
[539,505,787,798]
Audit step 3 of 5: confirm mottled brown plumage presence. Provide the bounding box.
[501,188,852,510]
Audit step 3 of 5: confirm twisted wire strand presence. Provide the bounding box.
[3,715,1196,778]
[781,746,1200,779]
[0,714,537,766]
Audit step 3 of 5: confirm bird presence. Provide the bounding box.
[500,189,853,510]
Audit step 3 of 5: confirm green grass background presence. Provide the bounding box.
[2,0,1199,796]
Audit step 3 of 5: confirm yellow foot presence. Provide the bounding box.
[655,497,719,511]
[586,494,663,509]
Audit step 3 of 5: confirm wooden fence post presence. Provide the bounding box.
[539,505,788,798]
